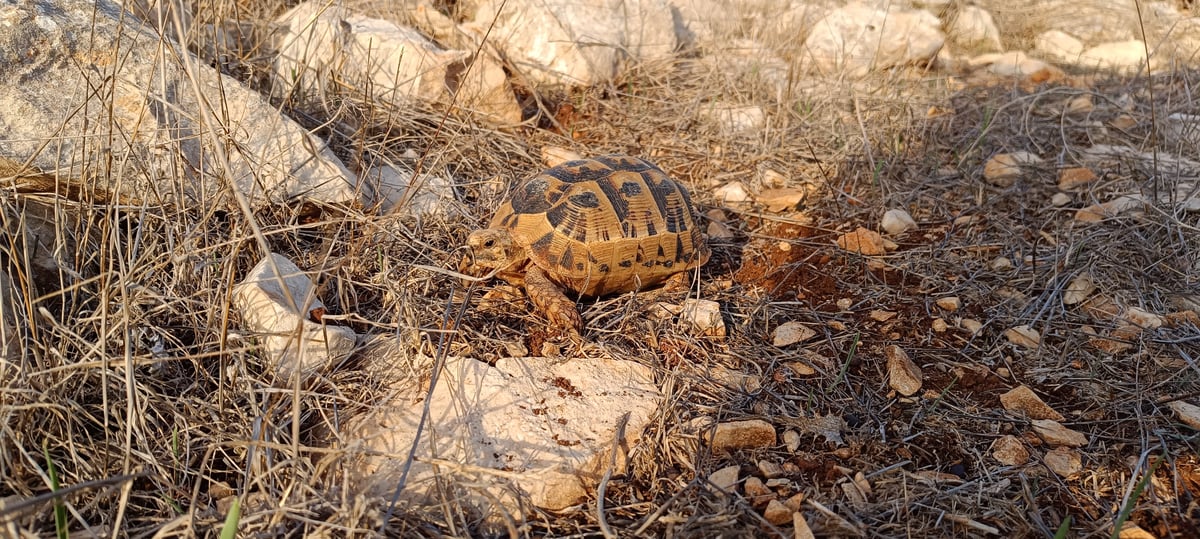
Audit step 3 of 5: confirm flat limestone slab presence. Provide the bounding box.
[344,353,661,515]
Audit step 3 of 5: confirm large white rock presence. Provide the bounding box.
[948,6,1002,52]
[232,254,357,384]
[274,1,521,125]
[0,0,362,207]
[1034,30,1084,64]
[362,164,460,217]
[344,353,661,514]
[461,0,678,86]
[1077,40,1155,74]
[803,3,944,77]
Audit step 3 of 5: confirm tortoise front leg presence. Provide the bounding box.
[524,265,583,335]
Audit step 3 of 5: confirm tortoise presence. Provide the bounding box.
[463,155,710,333]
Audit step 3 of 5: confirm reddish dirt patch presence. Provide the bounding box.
[733,221,837,301]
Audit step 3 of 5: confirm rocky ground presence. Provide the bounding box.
[1,0,1199,537]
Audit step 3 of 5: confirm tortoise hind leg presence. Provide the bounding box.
[524,265,583,334]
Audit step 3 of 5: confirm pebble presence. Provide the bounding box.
[991,435,1030,466]
[1031,419,1089,447]
[709,419,777,452]
[1000,385,1065,421]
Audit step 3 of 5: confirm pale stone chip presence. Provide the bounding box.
[1062,275,1096,305]
[1000,385,1065,421]
[763,499,793,525]
[783,430,802,452]
[1051,192,1072,206]
[1057,167,1098,190]
[785,362,817,376]
[989,256,1014,271]
[1123,307,1164,329]
[794,511,816,539]
[885,345,923,396]
[758,188,807,212]
[869,310,898,322]
[714,181,751,205]
[960,318,984,335]
[1075,195,1144,223]
[784,491,806,512]
[935,296,961,312]
[881,208,917,235]
[1005,325,1041,349]
[836,227,889,256]
[1043,447,1083,477]
[1117,522,1159,539]
[931,318,949,332]
[708,465,740,493]
[744,477,772,506]
[681,299,726,338]
[1031,419,1089,447]
[541,146,583,167]
[774,321,818,347]
[991,435,1030,466]
[984,152,1043,186]
[758,460,784,479]
[1168,401,1200,430]
[710,420,777,452]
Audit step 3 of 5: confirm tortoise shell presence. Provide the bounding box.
[491,155,709,297]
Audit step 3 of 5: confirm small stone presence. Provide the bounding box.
[757,460,784,479]
[1062,275,1096,305]
[1118,522,1159,539]
[785,362,816,376]
[710,420,776,452]
[935,297,961,312]
[774,322,817,347]
[541,146,583,167]
[1075,195,1144,223]
[931,318,949,333]
[1066,95,1095,114]
[1005,326,1041,349]
[680,299,725,338]
[984,152,1042,187]
[1088,324,1139,354]
[836,227,888,256]
[1123,307,1164,329]
[783,430,802,452]
[765,478,789,488]
[1168,401,1200,430]
[758,188,807,212]
[1031,419,1089,447]
[1043,447,1083,477]
[869,310,898,322]
[989,256,1014,271]
[991,435,1030,466]
[1000,385,1065,421]
[708,465,740,493]
[743,476,772,506]
[762,499,792,525]
[1110,115,1138,130]
[885,345,923,397]
[784,491,806,512]
[1081,294,1121,321]
[761,169,788,188]
[1057,167,1098,190]
[1051,192,1072,206]
[960,318,983,335]
[881,208,917,235]
[707,220,736,239]
[714,182,751,205]
[794,511,816,539]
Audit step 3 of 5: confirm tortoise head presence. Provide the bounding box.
[465,228,523,270]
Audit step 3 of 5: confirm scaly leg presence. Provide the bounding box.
[524,265,583,335]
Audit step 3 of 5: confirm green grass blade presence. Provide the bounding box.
[42,440,68,539]
[1053,514,1071,539]
[219,497,241,539]
[1111,456,1163,539]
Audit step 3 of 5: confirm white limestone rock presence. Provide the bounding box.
[274,1,521,125]
[362,164,461,218]
[803,4,944,77]
[0,0,362,208]
[232,254,357,384]
[343,353,661,513]
[1078,40,1155,74]
[461,0,677,87]
[948,6,1002,52]
[1034,30,1084,64]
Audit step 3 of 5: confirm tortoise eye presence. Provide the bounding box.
[483,239,495,248]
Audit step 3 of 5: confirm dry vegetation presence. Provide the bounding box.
[2,1,1199,538]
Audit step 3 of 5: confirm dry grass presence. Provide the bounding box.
[2,1,1199,538]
